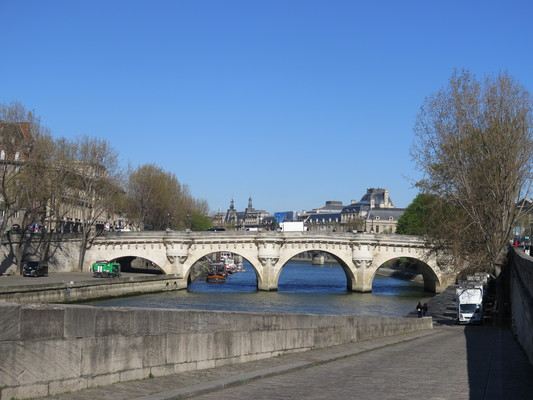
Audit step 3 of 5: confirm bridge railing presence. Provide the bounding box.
[93,230,426,244]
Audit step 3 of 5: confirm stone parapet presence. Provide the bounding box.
[509,248,533,365]
[0,302,432,400]
[0,275,185,304]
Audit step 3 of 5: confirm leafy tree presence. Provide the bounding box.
[411,70,533,277]
[189,210,212,231]
[396,193,435,235]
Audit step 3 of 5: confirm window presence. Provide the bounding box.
[14,152,20,161]
[0,150,4,160]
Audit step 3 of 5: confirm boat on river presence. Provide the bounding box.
[205,262,227,283]
[219,252,243,274]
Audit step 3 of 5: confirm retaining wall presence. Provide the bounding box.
[0,237,81,275]
[509,248,533,365]
[0,302,433,400]
[0,275,186,304]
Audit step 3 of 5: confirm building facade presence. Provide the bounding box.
[305,188,405,233]
[214,197,272,230]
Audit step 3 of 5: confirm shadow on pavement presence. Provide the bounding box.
[428,286,533,398]
[464,325,533,399]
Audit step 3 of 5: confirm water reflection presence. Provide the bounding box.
[87,261,434,317]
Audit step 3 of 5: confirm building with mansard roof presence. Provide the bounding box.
[303,188,405,233]
[341,188,404,233]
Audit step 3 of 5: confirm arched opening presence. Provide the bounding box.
[110,256,164,275]
[186,251,258,293]
[277,251,351,293]
[372,257,436,304]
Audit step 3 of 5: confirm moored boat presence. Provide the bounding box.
[206,262,227,283]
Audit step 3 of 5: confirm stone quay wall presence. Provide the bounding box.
[509,248,533,365]
[0,302,433,400]
[0,275,186,304]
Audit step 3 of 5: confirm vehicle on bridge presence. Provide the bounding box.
[456,286,483,324]
[92,260,121,278]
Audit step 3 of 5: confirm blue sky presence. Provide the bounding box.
[1,1,532,214]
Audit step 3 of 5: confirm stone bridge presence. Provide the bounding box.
[85,231,454,293]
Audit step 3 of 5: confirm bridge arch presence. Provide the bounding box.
[370,248,443,293]
[183,249,261,287]
[274,248,356,292]
[85,245,170,276]
[110,255,164,274]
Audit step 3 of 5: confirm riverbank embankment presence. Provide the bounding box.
[0,300,432,400]
[0,272,185,303]
[375,266,424,284]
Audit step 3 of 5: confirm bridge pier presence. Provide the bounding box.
[257,257,279,291]
[349,260,374,293]
[351,280,373,293]
[351,242,374,293]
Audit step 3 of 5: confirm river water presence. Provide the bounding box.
[88,261,434,317]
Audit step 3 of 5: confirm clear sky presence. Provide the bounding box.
[1,1,532,214]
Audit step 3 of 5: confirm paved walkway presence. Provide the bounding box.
[0,272,155,287]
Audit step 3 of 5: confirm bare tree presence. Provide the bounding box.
[125,164,209,231]
[0,102,55,272]
[412,70,533,277]
[72,135,120,270]
[0,102,51,233]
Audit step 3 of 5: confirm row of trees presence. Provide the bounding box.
[0,101,211,271]
[397,70,533,278]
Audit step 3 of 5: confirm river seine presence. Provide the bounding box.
[88,261,435,317]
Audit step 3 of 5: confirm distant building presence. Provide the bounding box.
[302,201,345,232]
[341,188,404,233]
[274,211,298,223]
[220,197,272,230]
[304,189,404,233]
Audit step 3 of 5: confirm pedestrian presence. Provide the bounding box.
[422,303,428,317]
[416,302,423,318]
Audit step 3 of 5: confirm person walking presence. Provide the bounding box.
[422,303,428,317]
[416,302,423,318]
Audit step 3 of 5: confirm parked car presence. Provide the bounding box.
[26,222,44,233]
[9,224,21,234]
[22,261,49,277]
